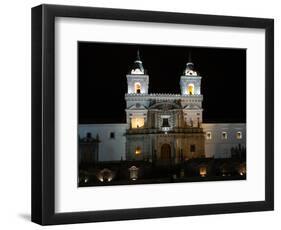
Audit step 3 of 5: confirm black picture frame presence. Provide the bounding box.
[31,4,274,225]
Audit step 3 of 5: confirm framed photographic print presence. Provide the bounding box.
[31,4,274,225]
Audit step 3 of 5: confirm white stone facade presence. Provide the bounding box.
[78,53,246,162]
[79,124,128,161]
[78,123,246,161]
[202,123,246,158]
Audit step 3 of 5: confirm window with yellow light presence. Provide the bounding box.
[236,131,242,139]
[187,84,194,95]
[134,83,141,94]
[131,117,144,128]
[135,146,142,155]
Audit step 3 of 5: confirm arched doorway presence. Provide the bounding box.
[160,144,171,161]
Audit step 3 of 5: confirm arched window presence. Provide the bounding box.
[236,131,242,139]
[135,83,141,94]
[187,84,194,95]
[206,132,212,140]
[222,132,228,140]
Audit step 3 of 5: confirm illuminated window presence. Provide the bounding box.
[206,132,212,140]
[187,84,194,95]
[236,131,242,139]
[135,83,141,94]
[131,117,144,128]
[135,146,141,155]
[222,132,228,140]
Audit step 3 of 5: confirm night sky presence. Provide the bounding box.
[78,42,246,124]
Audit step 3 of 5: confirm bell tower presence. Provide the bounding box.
[180,62,202,95]
[125,50,150,161]
[126,50,149,94]
[125,50,150,129]
[180,61,203,127]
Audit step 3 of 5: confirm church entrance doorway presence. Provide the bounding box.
[160,144,171,162]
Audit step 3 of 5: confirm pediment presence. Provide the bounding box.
[184,104,200,109]
[149,102,181,110]
[127,103,147,110]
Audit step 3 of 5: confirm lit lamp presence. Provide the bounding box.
[97,168,114,182]
[221,167,227,176]
[239,163,246,176]
[129,166,139,181]
[199,166,207,177]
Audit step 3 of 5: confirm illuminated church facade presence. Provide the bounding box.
[79,52,246,163]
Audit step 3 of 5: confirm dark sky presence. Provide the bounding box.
[78,42,246,124]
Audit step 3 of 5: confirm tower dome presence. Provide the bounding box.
[184,62,198,76]
[130,50,145,75]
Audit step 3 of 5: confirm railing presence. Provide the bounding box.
[125,93,203,99]
[126,127,204,135]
